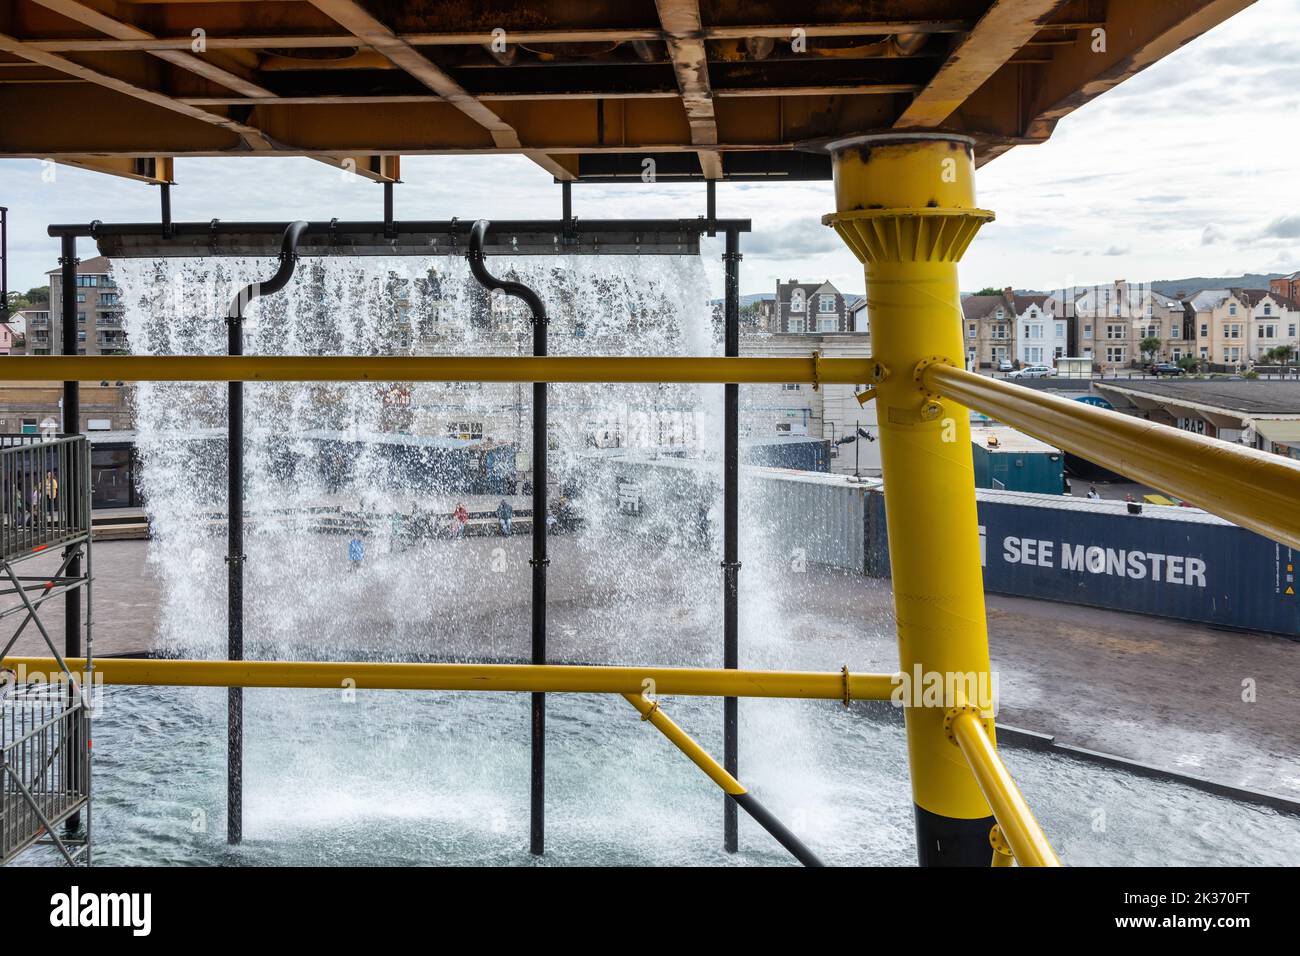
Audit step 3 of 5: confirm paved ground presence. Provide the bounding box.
[3,536,1296,800]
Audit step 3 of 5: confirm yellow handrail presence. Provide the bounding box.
[0,355,874,386]
[923,362,1300,550]
[946,707,1061,867]
[3,657,898,700]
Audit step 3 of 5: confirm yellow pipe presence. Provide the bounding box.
[0,355,873,386]
[924,363,1300,550]
[949,709,1061,867]
[623,692,745,795]
[824,133,997,863]
[3,657,898,700]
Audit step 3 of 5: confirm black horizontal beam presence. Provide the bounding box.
[47,218,750,258]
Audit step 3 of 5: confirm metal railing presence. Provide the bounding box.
[0,435,91,563]
[0,677,90,865]
[14,346,1297,867]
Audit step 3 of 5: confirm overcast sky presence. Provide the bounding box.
[1,0,1296,299]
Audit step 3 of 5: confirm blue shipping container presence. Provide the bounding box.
[866,488,1299,638]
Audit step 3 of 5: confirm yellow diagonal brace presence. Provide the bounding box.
[623,692,744,795]
[924,362,1300,551]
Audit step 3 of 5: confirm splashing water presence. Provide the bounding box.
[88,252,1299,867]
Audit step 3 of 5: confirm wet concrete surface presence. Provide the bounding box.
[3,537,1296,801]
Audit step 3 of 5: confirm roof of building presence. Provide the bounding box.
[1188,289,1231,312]
[46,255,112,277]
[969,424,1059,454]
[1231,288,1300,311]
[1096,380,1300,416]
[1011,294,1049,313]
[961,294,1007,320]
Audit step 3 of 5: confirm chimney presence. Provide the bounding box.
[1002,286,1014,298]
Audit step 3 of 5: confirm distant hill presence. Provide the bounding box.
[1010,273,1288,300]
[1147,274,1286,297]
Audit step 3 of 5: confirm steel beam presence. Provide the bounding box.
[0,355,873,386]
[722,227,740,853]
[923,363,1300,551]
[947,707,1060,867]
[825,133,996,866]
[5,658,899,701]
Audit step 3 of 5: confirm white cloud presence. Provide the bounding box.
[2,0,1297,297]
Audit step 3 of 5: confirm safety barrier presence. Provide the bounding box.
[10,345,1300,868]
[8,344,1300,866]
[10,656,1055,866]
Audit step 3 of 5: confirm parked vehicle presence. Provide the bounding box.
[1009,365,1056,379]
[1149,363,1184,377]
[997,360,1014,373]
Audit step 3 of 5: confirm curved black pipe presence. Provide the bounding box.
[224,219,306,846]
[468,218,549,857]
[467,219,547,323]
[228,219,309,319]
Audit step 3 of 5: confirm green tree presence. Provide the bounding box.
[1139,336,1162,362]
[973,286,1002,296]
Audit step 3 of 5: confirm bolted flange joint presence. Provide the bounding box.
[942,702,983,746]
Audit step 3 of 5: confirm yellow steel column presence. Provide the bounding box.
[824,133,997,865]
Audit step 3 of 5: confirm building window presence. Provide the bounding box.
[818,294,834,313]
[1260,324,1277,339]
[995,308,1004,319]
[817,314,836,332]
[1083,324,1093,339]
[967,323,976,339]
[788,317,805,332]
[1264,303,1273,315]
[782,383,801,391]
[1106,346,1127,363]
[1200,323,1209,337]
[1229,303,1238,316]
[1226,324,1242,339]
[790,289,805,313]
[1170,325,1181,340]
[1106,324,1126,340]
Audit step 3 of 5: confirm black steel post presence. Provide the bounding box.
[383,181,395,239]
[224,221,308,846]
[60,234,82,834]
[160,182,173,239]
[467,220,549,856]
[1,206,8,323]
[706,181,716,237]
[561,181,572,223]
[723,228,741,853]
[226,299,244,846]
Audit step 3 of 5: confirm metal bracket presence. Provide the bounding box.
[720,560,742,571]
[990,824,1015,860]
[855,386,877,406]
[639,697,660,721]
[528,557,551,568]
[224,553,246,566]
[811,350,823,391]
[913,355,955,399]
[841,664,851,709]
[943,702,983,745]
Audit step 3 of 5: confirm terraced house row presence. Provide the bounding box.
[961,281,1300,372]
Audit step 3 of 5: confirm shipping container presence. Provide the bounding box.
[866,488,1299,638]
[743,435,831,473]
[969,425,1065,494]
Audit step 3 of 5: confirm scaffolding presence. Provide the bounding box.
[0,433,93,866]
